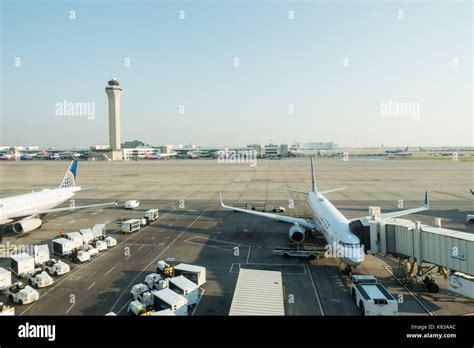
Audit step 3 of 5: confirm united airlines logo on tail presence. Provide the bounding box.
[59,160,78,188]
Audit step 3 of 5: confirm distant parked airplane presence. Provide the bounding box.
[385,146,409,154]
[144,150,176,160]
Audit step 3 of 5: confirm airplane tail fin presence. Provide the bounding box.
[310,157,318,193]
[59,160,78,188]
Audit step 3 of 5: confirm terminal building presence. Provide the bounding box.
[290,142,338,156]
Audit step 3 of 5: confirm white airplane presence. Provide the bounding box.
[220,157,429,268]
[144,150,176,160]
[0,160,117,234]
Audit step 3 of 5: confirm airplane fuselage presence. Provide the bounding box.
[0,187,80,223]
[305,192,363,266]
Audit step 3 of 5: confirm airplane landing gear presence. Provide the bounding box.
[342,265,353,276]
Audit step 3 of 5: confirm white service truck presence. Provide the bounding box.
[43,259,70,276]
[351,275,398,316]
[7,282,39,305]
[27,270,54,288]
[94,240,108,252]
[124,200,140,209]
[70,249,91,263]
[79,244,99,257]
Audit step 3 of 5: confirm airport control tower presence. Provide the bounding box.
[105,78,123,160]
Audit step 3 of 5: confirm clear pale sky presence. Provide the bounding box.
[1,0,472,148]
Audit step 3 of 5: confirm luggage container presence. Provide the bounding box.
[174,263,206,287]
[168,275,199,306]
[151,288,188,316]
[91,224,107,239]
[79,229,95,245]
[52,238,76,256]
[28,245,50,265]
[65,232,84,248]
[0,268,12,290]
[10,253,35,276]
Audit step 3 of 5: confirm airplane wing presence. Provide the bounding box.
[219,193,317,229]
[278,187,345,195]
[353,192,429,221]
[34,201,118,215]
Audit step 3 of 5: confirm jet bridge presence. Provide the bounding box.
[352,212,474,298]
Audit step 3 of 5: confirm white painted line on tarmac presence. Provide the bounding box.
[87,282,96,290]
[65,303,75,314]
[306,264,325,316]
[104,266,116,277]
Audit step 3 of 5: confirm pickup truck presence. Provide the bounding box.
[351,275,398,316]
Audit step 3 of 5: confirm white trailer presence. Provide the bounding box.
[152,288,188,316]
[79,228,95,245]
[65,232,84,248]
[351,275,398,316]
[52,238,76,256]
[168,275,199,306]
[10,253,35,276]
[174,263,206,287]
[0,267,12,290]
[122,219,141,233]
[144,209,159,222]
[91,224,107,239]
[28,245,50,265]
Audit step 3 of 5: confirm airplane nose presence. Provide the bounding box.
[341,256,363,267]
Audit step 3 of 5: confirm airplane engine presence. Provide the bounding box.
[12,218,42,234]
[289,225,305,243]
